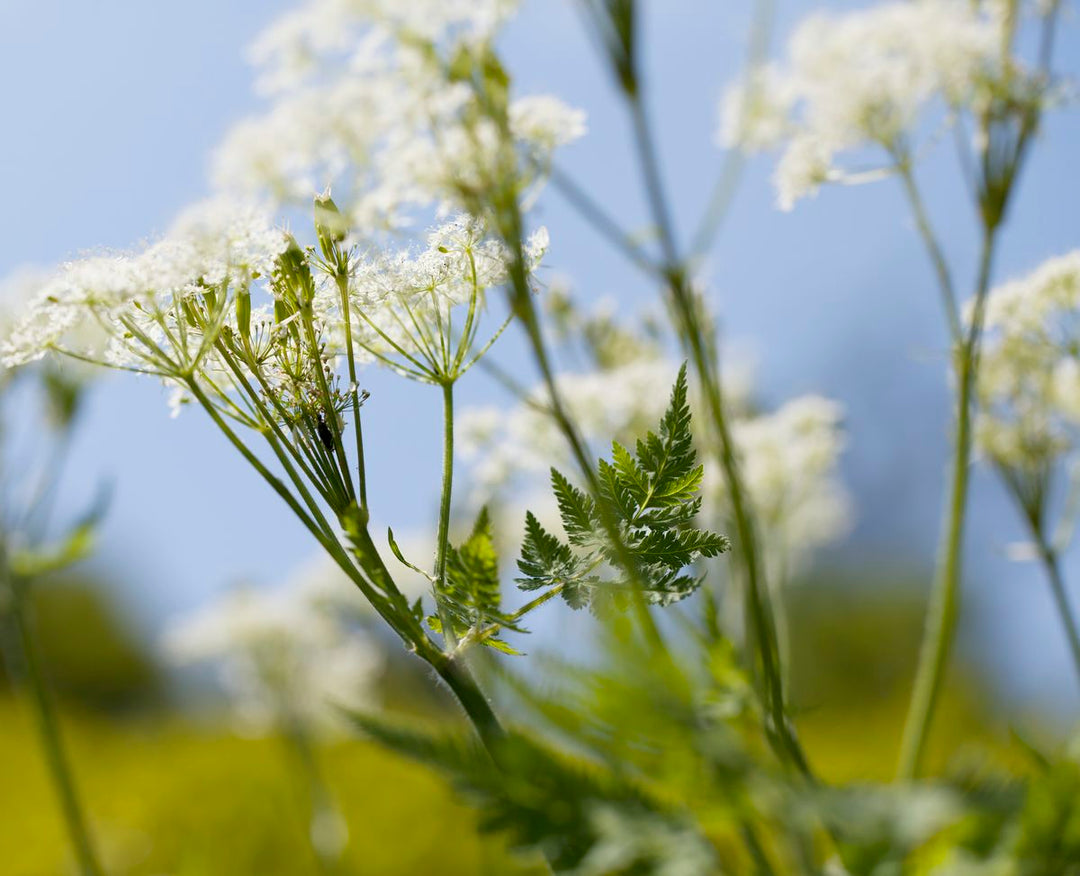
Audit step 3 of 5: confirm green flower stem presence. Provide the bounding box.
[5,576,104,876]
[895,159,961,343]
[434,379,459,650]
[184,380,411,646]
[670,272,810,779]
[213,342,340,533]
[298,306,357,501]
[190,372,511,761]
[336,275,369,511]
[898,228,997,780]
[1033,538,1080,687]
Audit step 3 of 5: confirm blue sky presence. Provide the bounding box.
[2,1,1079,718]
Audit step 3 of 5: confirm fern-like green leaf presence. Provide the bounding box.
[517,363,728,612]
[551,468,597,545]
[435,507,523,650]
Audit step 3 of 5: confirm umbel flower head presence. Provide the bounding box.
[214,0,586,230]
[344,213,549,384]
[976,251,1080,476]
[720,0,1049,210]
[0,195,541,424]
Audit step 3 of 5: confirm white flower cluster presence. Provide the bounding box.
[0,198,288,373]
[343,215,549,381]
[161,577,383,734]
[0,267,54,374]
[460,351,850,581]
[720,0,1016,209]
[0,196,541,421]
[976,251,1080,472]
[214,0,585,229]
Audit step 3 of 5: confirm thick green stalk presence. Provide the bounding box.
[898,229,997,779]
[434,380,459,650]
[6,579,104,876]
[431,652,505,749]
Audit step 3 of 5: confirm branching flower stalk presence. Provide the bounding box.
[0,199,543,767]
[897,3,1059,779]
[718,0,1066,779]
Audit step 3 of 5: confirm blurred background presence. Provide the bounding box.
[1,0,1079,872]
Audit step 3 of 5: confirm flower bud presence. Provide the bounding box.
[314,193,348,265]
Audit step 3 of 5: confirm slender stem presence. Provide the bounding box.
[298,307,356,502]
[689,150,745,265]
[1032,537,1080,686]
[895,159,961,343]
[629,98,679,268]
[622,74,808,776]
[434,380,458,650]
[337,275,368,511]
[548,166,662,278]
[690,0,775,262]
[898,228,997,780]
[672,279,809,778]
[5,576,104,876]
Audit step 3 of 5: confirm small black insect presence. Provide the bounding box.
[316,410,336,452]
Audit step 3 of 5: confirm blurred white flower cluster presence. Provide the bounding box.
[976,251,1080,474]
[161,519,437,734]
[710,395,850,579]
[720,0,1042,209]
[161,577,383,734]
[214,0,585,229]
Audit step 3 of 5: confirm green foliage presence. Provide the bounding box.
[517,364,728,611]
[429,508,526,653]
[346,708,709,874]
